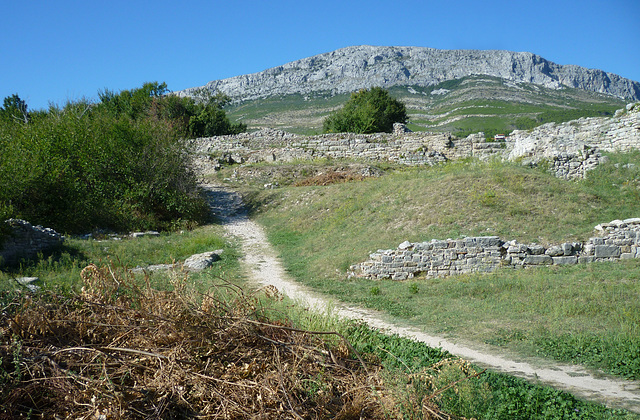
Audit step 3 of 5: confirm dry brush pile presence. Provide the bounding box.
[0,263,471,419]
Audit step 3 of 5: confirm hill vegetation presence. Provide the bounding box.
[323,87,407,134]
[226,76,626,136]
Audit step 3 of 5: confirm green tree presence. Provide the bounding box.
[323,87,407,134]
[97,81,169,120]
[186,88,246,137]
[97,83,245,138]
[0,94,29,123]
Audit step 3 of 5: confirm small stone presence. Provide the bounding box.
[15,277,41,292]
[545,246,564,257]
[184,250,223,271]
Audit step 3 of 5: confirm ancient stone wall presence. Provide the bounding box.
[193,128,503,172]
[193,103,640,180]
[505,103,640,179]
[0,219,65,266]
[351,218,640,280]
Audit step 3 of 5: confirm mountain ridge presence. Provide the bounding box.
[179,45,640,102]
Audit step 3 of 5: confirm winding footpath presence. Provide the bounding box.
[202,184,640,414]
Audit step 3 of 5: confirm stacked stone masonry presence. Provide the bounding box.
[194,103,639,180]
[0,219,65,266]
[351,218,640,280]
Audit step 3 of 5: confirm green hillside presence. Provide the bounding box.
[226,76,626,136]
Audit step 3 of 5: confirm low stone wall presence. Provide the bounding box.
[350,218,640,280]
[0,219,65,266]
[192,128,504,172]
[193,103,640,180]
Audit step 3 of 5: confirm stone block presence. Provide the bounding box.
[476,236,502,247]
[523,255,553,265]
[432,240,448,249]
[528,244,545,255]
[392,272,408,281]
[594,245,621,258]
[562,243,574,256]
[552,256,578,265]
[545,246,564,257]
[621,253,635,260]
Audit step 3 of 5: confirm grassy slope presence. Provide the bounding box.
[2,225,635,418]
[226,76,626,135]
[4,170,638,417]
[241,151,640,380]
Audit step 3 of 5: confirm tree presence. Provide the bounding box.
[0,94,29,123]
[323,87,407,134]
[97,81,169,120]
[185,88,246,137]
[97,83,246,138]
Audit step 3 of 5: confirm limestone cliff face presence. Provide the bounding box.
[179,46,640,101]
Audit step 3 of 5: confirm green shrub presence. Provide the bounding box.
[323,87,407,134]
[0,91,209,233]
[97,82,246,138]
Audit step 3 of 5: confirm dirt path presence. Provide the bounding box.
[202,184,640,413]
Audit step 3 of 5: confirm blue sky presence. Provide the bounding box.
[2,0,639,110]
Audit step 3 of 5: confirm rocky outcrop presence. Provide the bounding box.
[351,218,640,281]
[179,46,640,102]
[130,250,223,273]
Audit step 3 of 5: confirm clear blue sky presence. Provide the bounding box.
[3,0,639,110]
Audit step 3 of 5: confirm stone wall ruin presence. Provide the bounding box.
[0,219,65,266]
[350,218,640,280]
[193,103,640,180]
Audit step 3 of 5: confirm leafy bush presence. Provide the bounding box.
[0,85,213,234]
[323,87,407,133]
[97,83,246,138]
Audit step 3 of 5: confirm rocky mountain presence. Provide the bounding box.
[180,45,640,102]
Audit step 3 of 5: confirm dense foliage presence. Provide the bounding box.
[0,82,244,234]
[323,87,407,134]
[97,82,246,138]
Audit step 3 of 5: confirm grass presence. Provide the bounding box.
[3,176,639,417]
[4,150,640,416]
[240,151,640,380]
[245,290,638,418]
[0,224,242,295]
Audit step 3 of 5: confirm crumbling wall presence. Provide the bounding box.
[351,218,640,280]
[0,219,65,266]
